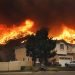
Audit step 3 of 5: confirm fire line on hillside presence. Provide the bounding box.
[0,19,75,44]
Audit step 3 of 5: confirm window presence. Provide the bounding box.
[59,57,71,60]
[60,44,64,49]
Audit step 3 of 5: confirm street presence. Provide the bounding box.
[0,71,75,75]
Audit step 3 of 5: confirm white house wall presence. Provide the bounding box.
[67,45,73,53]
[59,59,71,67]
[55,43,67,55]
[72,47,75,53]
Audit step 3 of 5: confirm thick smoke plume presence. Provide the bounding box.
[0,0,75,36]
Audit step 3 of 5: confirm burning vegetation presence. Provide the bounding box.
[0,19,34,44]
[0,0,75,44]
[53,25,75,44]
[0,20,75,44]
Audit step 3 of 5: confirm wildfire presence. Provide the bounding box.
[53,25,75,44]
[0,19,34,44]
[0,21,75,44]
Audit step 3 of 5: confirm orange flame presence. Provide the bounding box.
[0,19,34,44]
[1,21,75,44]
[53,24,75,44]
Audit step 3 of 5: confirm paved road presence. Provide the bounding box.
[0,71,75,75]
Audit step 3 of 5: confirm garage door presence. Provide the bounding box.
[59,59,71,67]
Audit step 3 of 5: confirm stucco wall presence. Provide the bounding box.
[72,47,75,53]
[15,47,26,61]
[0,62,8,71]
[15,47,32,66]
[9,61,21,71]
[55,42,67,55]
[0,61,21,71]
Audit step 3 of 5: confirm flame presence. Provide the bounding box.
[1,21,75,44]
[53,24,75,44]
[0,19,34,44]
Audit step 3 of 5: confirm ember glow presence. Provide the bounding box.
[0,19,34,44]
[53,25,75,44]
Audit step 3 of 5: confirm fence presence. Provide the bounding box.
[0,61,23,71]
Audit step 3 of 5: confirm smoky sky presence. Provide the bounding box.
[0,0,75,29]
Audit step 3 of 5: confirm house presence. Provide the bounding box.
[54,40,75,67]
[14,39,75,67]
[15,45,32,67]
[0,44,15,62]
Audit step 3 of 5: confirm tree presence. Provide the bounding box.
[25,28,56,67]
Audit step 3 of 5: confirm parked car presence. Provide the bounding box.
[65,61,75,67]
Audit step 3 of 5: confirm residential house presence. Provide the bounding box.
[14,39,75,67]
[54,40,75,67]
[15,45,32,67]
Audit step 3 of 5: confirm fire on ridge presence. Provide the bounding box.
[53,25,75,44]
[0,19,75,44]
[0,19,34,44]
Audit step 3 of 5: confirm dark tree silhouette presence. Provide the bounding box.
[26,28,56,67]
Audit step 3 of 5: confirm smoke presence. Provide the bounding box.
[0,0,75,33]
